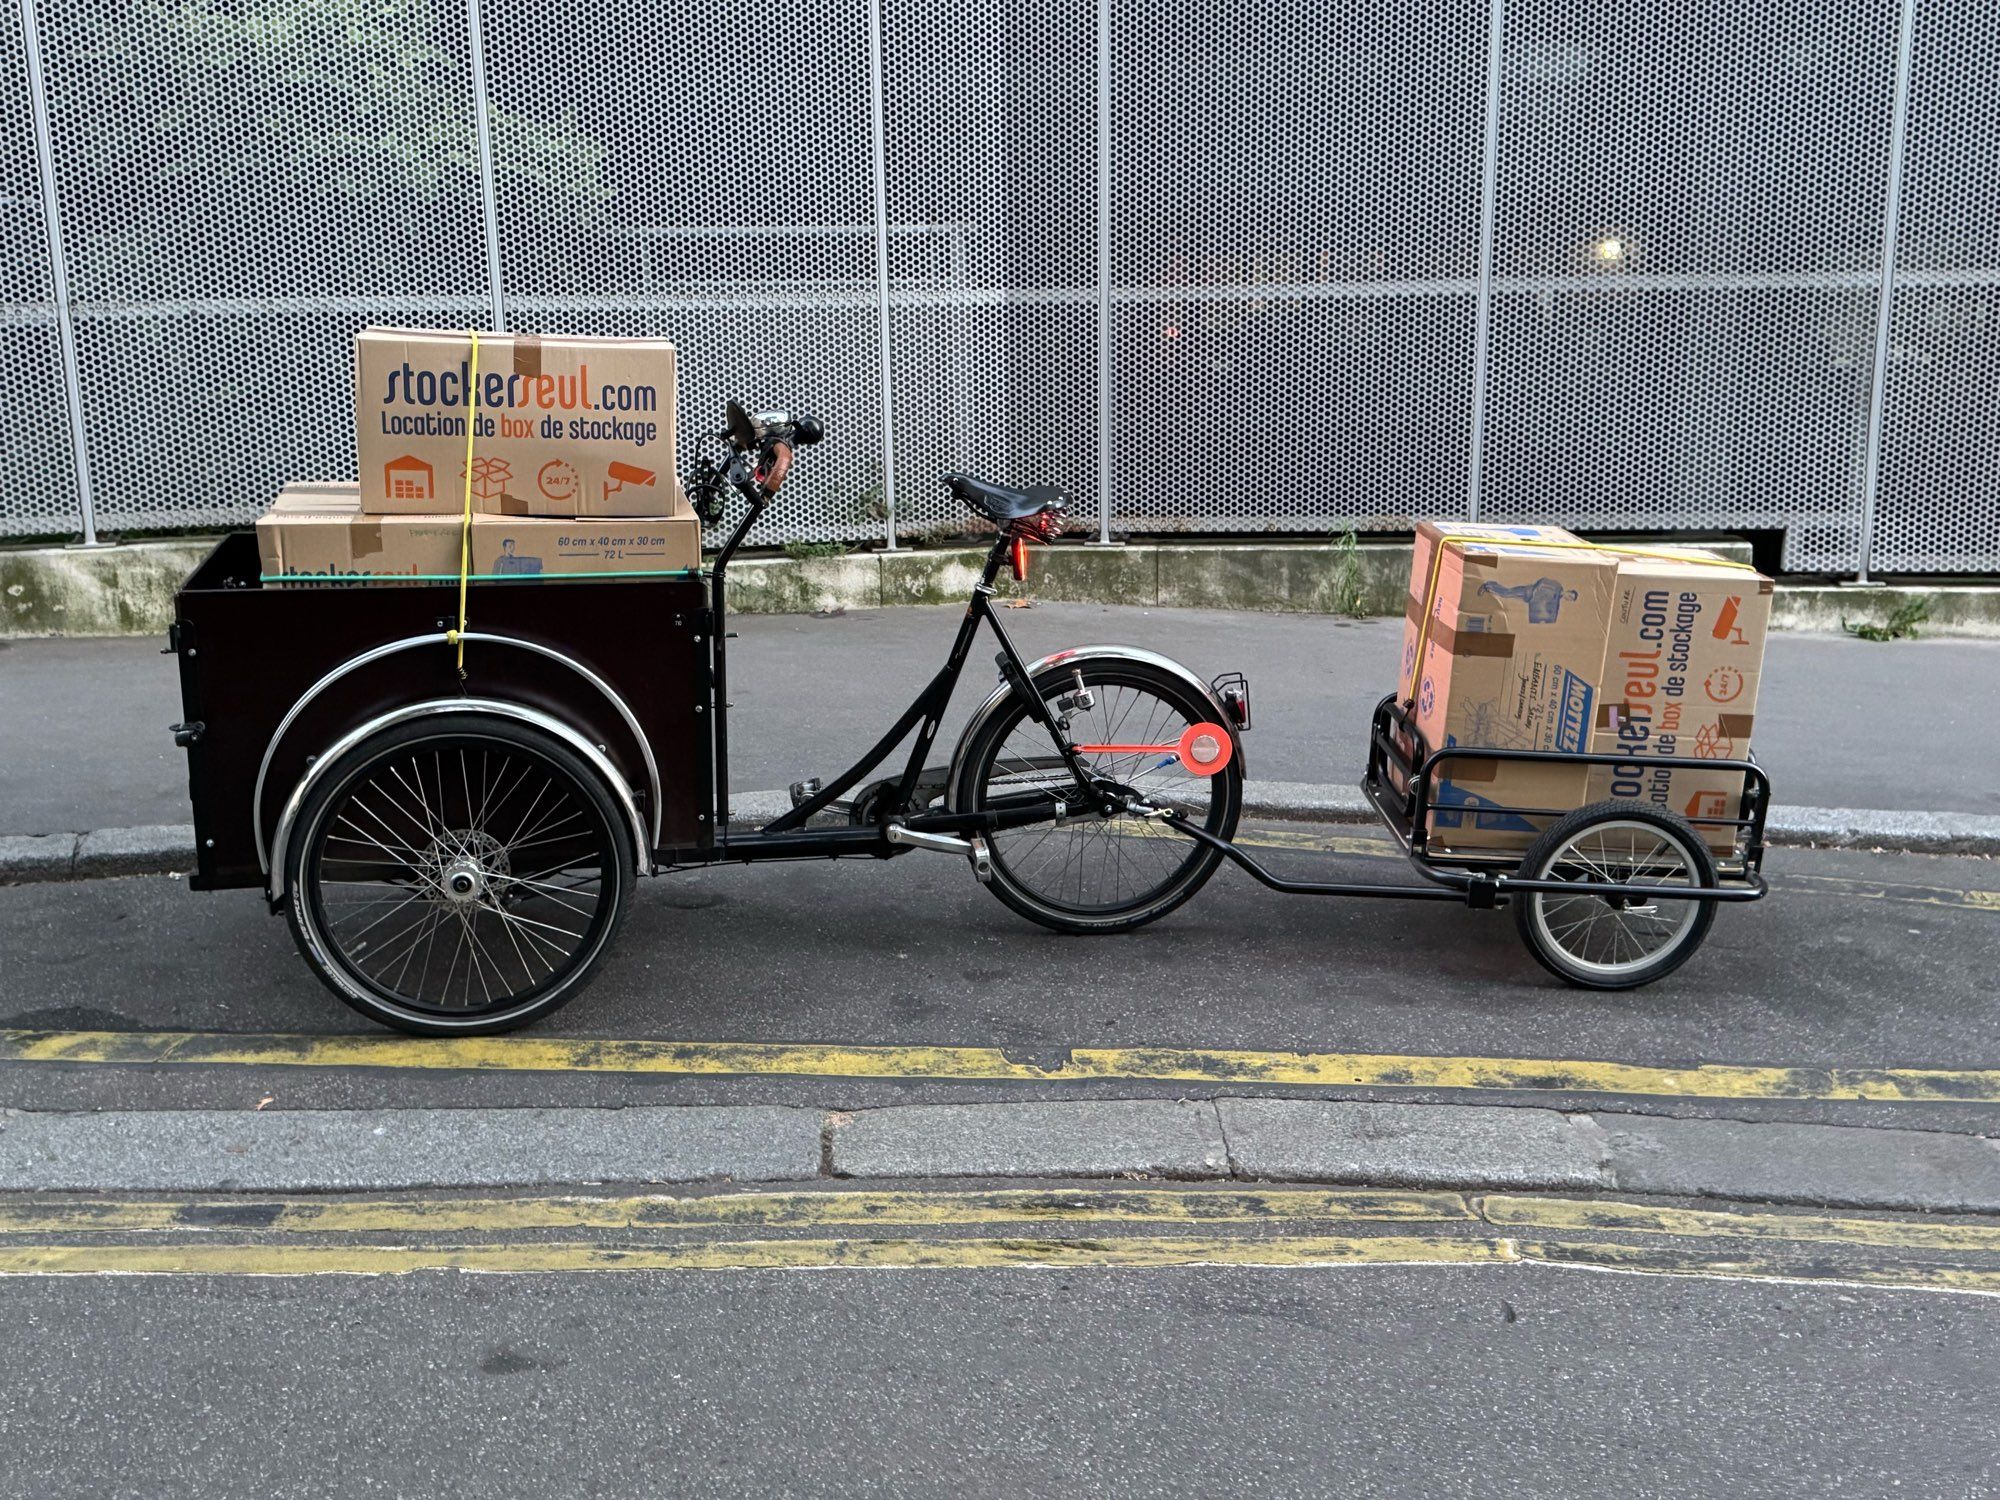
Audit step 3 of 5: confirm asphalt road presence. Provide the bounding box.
[2,1257,1993,1498]
[6,607,2000,834]
[3,825,1996,1128]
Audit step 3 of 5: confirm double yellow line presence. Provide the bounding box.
[1,1188,1995,1294]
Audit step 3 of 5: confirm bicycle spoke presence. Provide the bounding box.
[303,735,617,1020]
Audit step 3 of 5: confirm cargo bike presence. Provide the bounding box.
[171,403,1771,1035]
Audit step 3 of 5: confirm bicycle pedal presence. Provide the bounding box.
[788,778,822,809]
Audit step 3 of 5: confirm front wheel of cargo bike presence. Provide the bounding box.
[951,656,1243,935]
[284,713,634,1035]
[1512,800,1717,991]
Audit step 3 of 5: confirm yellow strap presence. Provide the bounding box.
[1405,532,1756,705]
[445,329,481,677]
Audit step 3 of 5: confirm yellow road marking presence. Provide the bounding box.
[9,1187,1986,1255]
[1,1225,1993,1295]
[1515,1239,2000,1297]
[0,1186,1473,1237]
[1,1186,1994,1292]
[0,1232,1510,1278]
[1484,1195,2000,1255]
[4,1028,1998,1103]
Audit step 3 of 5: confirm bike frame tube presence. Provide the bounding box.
[705,507,1096,855]
[1163,810,1766,908]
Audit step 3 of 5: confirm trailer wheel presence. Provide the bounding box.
[284,713,633,1034]
[1512,800,1717,990]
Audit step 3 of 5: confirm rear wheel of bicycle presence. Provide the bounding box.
[953,657,1242,934]
[284,713,633,1035]
[1513,800,1716,990]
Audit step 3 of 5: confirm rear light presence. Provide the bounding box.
[1212,670,1251,730]
[1010,534,1029,582]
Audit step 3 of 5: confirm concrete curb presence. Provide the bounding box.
[3,1099,1995,1211]
[830,1099,1229,1180]
[0,1105,824,1192]
[8,788,1999,887]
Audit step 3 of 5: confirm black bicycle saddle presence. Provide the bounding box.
[941,473,1066,524]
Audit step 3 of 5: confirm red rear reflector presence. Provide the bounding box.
[1010,535,1029,582]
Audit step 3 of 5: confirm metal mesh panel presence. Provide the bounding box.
[1872,0,2000,573]
[0,1,77,539]
[881,0,1098,542]
[1481,283,1878,560]
[1478,0,1899,570]
[3,0,1998,571]
[1110,1,1487,534]
[480,0,885,547]
[34,0,490,533]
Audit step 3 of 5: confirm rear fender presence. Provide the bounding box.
[944,645,1243,809]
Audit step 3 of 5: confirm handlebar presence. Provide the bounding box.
[717,399,823,503]
[688,400,825,524]
[726,399,823,457]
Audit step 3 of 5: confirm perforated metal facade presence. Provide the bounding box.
[1,0,76,538]
[2,0,1994,573]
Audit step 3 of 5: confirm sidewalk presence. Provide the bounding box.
[5,1097,1998,1212]
[3,603,1998,837]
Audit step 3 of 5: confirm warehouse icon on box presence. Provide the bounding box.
[384,454,433,504]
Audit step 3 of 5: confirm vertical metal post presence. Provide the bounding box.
[1464,0,1505,524]
[948,224,975,472]
[465,0,507,331]
[1855,0,1918,584]
[18,0,102,546]
[1090,0,1116,545]
[865,0,904,551]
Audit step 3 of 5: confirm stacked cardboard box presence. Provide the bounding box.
[256,483,701,584]
[1584,548,1774,853]
[1395,522,1769,855]
[354,329,679,519]
[256,328,701,585]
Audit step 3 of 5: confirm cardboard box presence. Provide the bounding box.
[257,507,464,584]
[1397,521,1589,699]
[271,480,361,513]
[1586,549,1774,853]
[467,514,701,577]
[355,328,681,518]
[1400,525,1619,852]
[258,498,702,586]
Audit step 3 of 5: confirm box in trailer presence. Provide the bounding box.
[1586,549,1774,853]
[1397,521,1588,696]
[355,328,682,519]
[1401,527,1620,853]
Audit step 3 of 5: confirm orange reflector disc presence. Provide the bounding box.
[1176,722,1233,776]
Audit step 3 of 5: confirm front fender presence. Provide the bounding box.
[266,697,653,904]
[945,645,1244,809]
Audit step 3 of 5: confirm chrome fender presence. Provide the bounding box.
[944,645,1243,809]
[252,630,663,876]
[265,697,653,904]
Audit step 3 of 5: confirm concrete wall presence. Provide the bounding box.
[4,538,1993,640]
